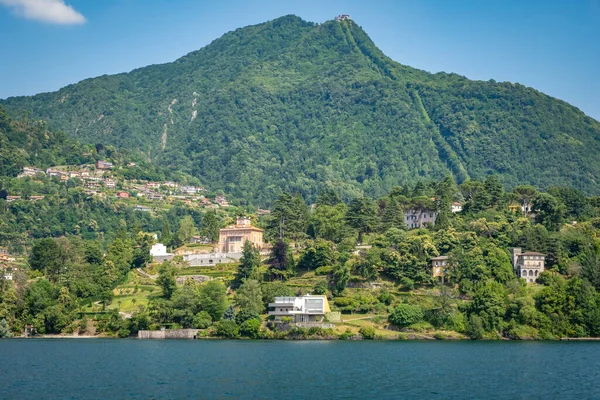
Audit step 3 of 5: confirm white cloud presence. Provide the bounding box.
[0,0,86,25]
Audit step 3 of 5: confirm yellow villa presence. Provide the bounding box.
[219,217,264,253]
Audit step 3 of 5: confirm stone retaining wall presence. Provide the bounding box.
[138,329,199,339]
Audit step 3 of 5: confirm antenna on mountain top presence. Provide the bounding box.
[334,14,351,21]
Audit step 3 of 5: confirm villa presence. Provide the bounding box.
[511,248,545,283]
[219,217,263,253]
[268,295,331,325]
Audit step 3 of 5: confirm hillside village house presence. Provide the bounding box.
[96,160,113,170]
[431,256,450,283]
[268,295,331,324]
[20,167,45,177]
[404,208,438,229]
[215,196,230,207]
[6,196,21,202]
[104,179,116,189]
[116,191,130,198]
[511,248,545,283]
[219,217,263,253]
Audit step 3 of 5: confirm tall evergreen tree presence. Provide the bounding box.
[234,240,261,287]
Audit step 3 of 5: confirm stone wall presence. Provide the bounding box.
[138,329,199,339]
[175,275,212,285]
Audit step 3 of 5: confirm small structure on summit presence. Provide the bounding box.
[335,14,351,21]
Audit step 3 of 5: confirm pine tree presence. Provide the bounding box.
[234,240,261,287]
[200,211,220,243]
[223,305,236,321]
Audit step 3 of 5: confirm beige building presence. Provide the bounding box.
[219,217,263,253]
[511,248,545,283]
[431,256,450,283]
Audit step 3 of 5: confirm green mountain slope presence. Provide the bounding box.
[3,15,600,204]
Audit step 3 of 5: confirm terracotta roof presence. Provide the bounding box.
[521,252,545,256]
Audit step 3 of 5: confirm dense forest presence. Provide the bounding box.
[2,16,600,204]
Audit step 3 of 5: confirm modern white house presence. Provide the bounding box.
[268,295,331,324]
[511,248,545,283]
[150,243,174,262]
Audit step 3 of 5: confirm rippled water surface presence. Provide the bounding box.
[1,339,600,399]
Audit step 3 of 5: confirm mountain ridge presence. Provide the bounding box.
[3,15,600,204]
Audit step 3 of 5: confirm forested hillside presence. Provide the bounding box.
[3,15,600,204]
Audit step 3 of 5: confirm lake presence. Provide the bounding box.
[1,339,599,399]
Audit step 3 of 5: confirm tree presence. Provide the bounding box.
[268,239,294,280]
[223,305,236,321]
[235,280,264,315]
[316,188,342,207]
[359,325,376,340]
[199,280,228,321]
[29,238,62,275]
[234,240,261,287]
[156,262,177,299]
[214,320,240,338]
[484,175,504,207]
[331,262,351,295]
[388,304,424,327]
[346,197,378,242]
[0,319,13,338]
[466,314,485,339]
[310,203,351,242]
[240,318,261,338]
[533,193,566,231]
[161,219,172,246]
[193,311,213,329]
[266,193,308,241]
[200,211,220,243]
[177,215,198,244]
[381,197,405,231]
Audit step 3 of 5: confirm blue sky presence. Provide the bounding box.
[1,0,599,120]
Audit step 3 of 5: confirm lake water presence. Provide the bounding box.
[1,339,600,399]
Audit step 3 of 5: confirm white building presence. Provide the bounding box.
[150,243,173,262]
[268,295,331,324]
[404,209,438,229]
[451,202,463,213]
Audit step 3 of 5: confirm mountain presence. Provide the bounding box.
[3,15,600,204]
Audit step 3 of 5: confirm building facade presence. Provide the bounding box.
[268,295,331,324]
[218,217,263,253]
[431,256,450,283]
[511,248,545,283]
[404,209,438,229]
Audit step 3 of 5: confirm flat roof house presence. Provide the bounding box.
[268,295,331,325]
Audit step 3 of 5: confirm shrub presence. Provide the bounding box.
[389,304,424,327]
[315,266,333,276]
[240,318,261,338]
[313,280,328,295]
[235,309,260,325]
[359,325,376,340]
[214,320,240,338]
[466,314,485,340]
[193,311,213,329]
